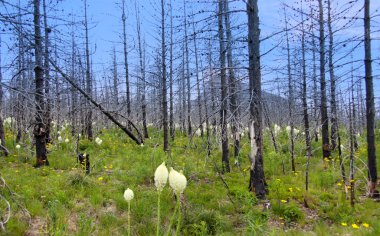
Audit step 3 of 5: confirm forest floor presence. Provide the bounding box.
[0,125,379,235]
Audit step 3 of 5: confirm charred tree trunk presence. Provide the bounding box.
[218,0,230,173]
[184,3,192,137]
[318,0,330,158]
[192,19,203,138]
[0,35,8,156]
[135,2,149,139]
[284,10,296,172]
[33,0,49,167]
[84,0,93,140]
[224,0,240,160]
[327,0,338,151]
[247,0,267,199]
[122,0,131,129]
[42,0,52,144]
[364,0,378,197]
[161,0,169,151]
[169,0,175,140]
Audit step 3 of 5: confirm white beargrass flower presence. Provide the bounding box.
[124,188,134,202]
[154,162,168,191]
[294,129,300,136]
[95,137,103,145]
[286,126,291,133]
[195,129,201,136]
[58,136,62,142]
[65,138,69,143]
[15,144,21,149]
[169,168,187,195]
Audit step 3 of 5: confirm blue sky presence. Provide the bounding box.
[0,0,379,114]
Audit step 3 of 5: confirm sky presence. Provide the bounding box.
[0,0,379,114]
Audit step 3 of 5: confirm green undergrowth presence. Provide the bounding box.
[0,125,379,235]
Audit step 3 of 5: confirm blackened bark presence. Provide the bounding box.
[184,2,192,137]
[364,0,377,196]
[33,0,49,167]
[135,2,149,139]
[247,0,267,199]
[122,0,131,129]
[327,0,338,151]
[192,19,203,138]
[84,0,93,140]
[161,0,169,151]
[224,0,240,159]
[218,0,230,173]
[284,10,295,172]
[42,0,52,144]
[318,0,330,158]
[169,0,174,140]
[0,35,8,156]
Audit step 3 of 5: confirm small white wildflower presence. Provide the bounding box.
[195,129,201,136]
[15,144,21,149]
[169,168,187,195]
[286,126,291,133]
[58,136,62,142]
[154,162,168,191]
[95,137,102,145]
[65,138,69,143]
[124,188,134,202]
[293,129,300,136]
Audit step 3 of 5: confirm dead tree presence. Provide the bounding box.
[364,0,377,197]
[247,0,267,199]
[33,0,49,167]
[218,0,230,173]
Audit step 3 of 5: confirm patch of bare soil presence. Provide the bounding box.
[24,217,47,236]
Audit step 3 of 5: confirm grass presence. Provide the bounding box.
[0,124,379,235]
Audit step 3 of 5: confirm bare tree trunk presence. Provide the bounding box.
[184,2,192,137]
[224,0,240,160]
[33,0,49,167]
[169,0,174,140]
[135,1,148,139]
[209,39,217,136]
[70,32,78,137]
[318,0,330,158]
[42,0,52,144]
[192,18,203,138]
[112,47,119,106]
[181,42,186,134]
[218,0,230,173]
[311,12,319,143]
[301,3,312,190]
[122,0,131,129]
[364,0,378,197]
[161,0,169,151]
[247,0,267,199]
[0,35,8,156]
[84,0,93,140]
[284,10,295,172]
[327,0,337,151]
[349,95,355,206]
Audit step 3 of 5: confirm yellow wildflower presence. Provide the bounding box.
[347,185,351,189]
[350,179,355,183]
[341,222,347,226]
[288,187,293,192]
[352,223,359,229]
[337,182,342,186]
[296,187,301,191]
[98,177,104,181]
[281,199,287,203]
[362,223,369,228]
